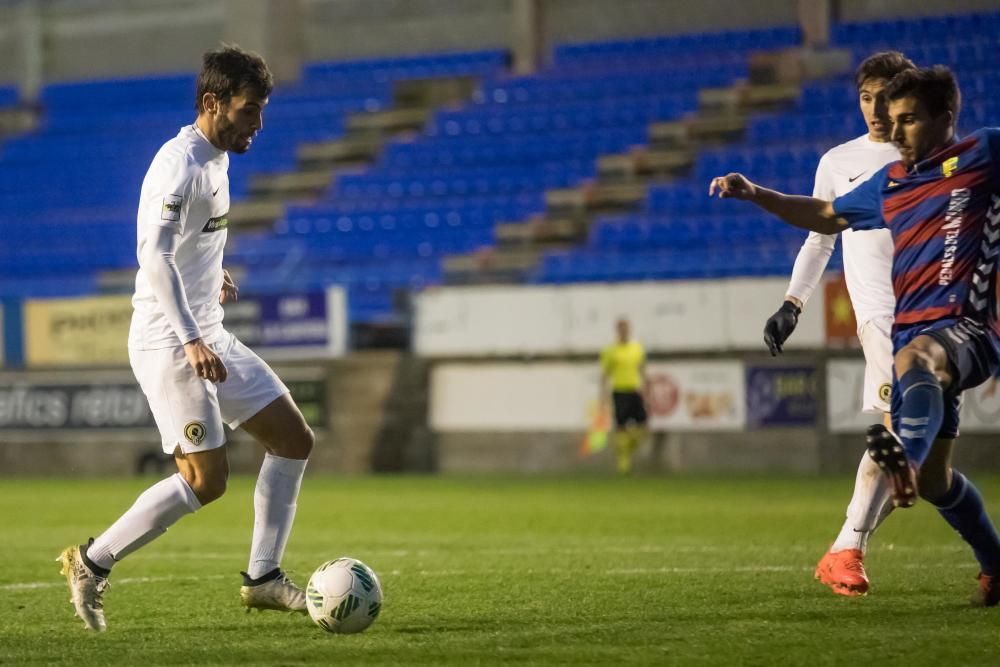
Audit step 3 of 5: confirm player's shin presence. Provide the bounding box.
[832,451,894,553]
[931,471,1000,576]
[614,431,632,474]
[247,453,308,579]
[895,367,944,466]
[87,473,202,571]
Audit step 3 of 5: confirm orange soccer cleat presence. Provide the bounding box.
[814,548,870,597]
[970,572,1000,607]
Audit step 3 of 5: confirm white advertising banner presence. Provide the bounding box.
[414,278,827,357]
[430,360,746,432]
[563,282,728,352]
[414,286,568,356]
[724,278,825,350]
[431,362,597,431]
[827,358,1000,433]
[645,361,746,431]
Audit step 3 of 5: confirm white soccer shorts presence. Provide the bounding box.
[129,330,289,455]
[858,315,894,414]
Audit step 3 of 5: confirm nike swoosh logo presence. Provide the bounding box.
[212,186,221,196]
[848,171,868,183]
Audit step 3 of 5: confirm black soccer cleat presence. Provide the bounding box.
[866,424,918,508]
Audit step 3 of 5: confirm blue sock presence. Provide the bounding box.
[933,471,1000,576]
[895,367,944,466]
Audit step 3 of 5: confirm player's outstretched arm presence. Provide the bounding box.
[707,173,847,235]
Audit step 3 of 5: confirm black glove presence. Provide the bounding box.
[763,300,801,356]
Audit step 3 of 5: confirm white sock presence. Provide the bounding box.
[247,454,307,579]
[831,451,894,553]
[88,473,201,571]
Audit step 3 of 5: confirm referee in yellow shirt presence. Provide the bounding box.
[599,318,648,474]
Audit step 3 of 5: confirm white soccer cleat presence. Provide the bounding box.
[240,570,307,613]
[57,544,110,632]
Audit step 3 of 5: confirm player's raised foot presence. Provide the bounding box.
[814,548,870,596]
[970,572,1000,607]
[240,569,307,613]
[865,424,918,508]
[57,541,110,632]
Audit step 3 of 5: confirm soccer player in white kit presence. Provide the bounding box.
[761,52,918,596]
[58,45,315,631]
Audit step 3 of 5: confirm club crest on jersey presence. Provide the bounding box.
[879,383,892,403]
[942,156,959,178]
[184,421,207,446]
[202,214,229,233]
[161,194,183,222]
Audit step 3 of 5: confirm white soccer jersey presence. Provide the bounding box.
[786,134,899,329]
[129,125,230,350]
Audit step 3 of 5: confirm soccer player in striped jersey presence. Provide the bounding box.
[763,51,915,597]
[710,66,1000,606]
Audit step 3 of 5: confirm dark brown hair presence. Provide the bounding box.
[884,65,961,122]
[195,44,273,113]
[854,51,916,90]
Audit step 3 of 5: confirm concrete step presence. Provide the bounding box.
[495,217,585,245]
[248,168,332,199]
[228,199,287,232]
[297,136,383,167]
[0,108,35,136]
[443,247,543,282]
[699,82,801,113]
[346,107,429,135]
[546,181,648,213]
[597,148,694,179]
[649,113,747,149]
[394,77,479,108]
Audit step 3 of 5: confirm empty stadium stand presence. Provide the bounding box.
[1,12,998,341]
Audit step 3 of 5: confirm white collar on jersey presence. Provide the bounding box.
[191,124,226,157]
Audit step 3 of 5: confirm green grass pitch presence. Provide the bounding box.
[2,474,1000,665]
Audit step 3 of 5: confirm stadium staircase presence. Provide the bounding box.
[445,62,806,283]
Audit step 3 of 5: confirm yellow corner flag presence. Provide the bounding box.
[578,401,611,457]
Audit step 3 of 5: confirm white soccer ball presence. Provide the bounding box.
[306,557,383,634]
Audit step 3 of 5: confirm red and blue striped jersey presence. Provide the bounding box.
[832,128,1000,333]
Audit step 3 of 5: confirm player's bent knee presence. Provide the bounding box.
[895,346,932,376]
[185,473,228,505]
[917,468,950,503]
[270,425,314,460]
[292,426,315,459]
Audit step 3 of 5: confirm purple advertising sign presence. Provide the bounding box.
[224,292,329,349]
[746,366,818,428]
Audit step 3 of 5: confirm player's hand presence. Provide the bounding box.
[763,300,801,356]
[219,269,239,304]
[184,338,228,383]
[708,173,757,200]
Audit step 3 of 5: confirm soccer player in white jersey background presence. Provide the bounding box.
[58,45,315,632]
[761,52,918,597]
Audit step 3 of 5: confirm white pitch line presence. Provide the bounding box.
[4,558,976,591]
[1,574,229,591]
[133,543,970,561]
